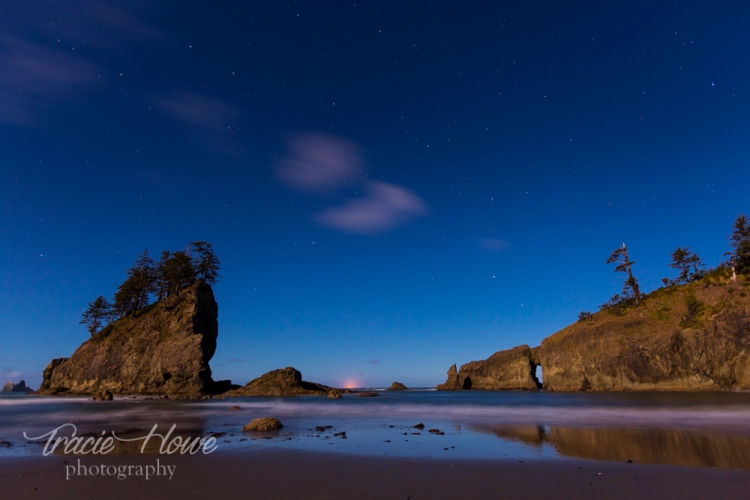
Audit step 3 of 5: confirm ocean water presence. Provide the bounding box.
[3,390,750,469]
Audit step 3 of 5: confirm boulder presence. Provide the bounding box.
[225,367,331,397]
[327,389,342,399]
[242,417,283,432]
[436,346,541,391]
[36,283,222,397]
[92,390,113,401]
[387,381,408,390]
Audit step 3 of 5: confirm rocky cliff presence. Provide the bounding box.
[224,367,331,397]
[436,345,541,391]
[438,273,750,392]
[37,283,221,397]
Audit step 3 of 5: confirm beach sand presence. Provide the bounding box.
[2,448,750,499]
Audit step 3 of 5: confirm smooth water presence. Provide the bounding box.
[3,390,750,469]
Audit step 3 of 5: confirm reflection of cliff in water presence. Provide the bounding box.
[472,424,750,470]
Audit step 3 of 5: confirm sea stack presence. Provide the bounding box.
[36,283,221,397]
[224,367,331,397]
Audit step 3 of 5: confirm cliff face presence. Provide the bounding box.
[437,345,541,391]
[438,275,750,392]
[538,280,750,391]
[37,283,219,397]
[224,367,330,397]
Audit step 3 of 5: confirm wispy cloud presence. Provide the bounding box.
[478,238,509,253]
[0,36,98,125]
[314,181,429,235]
[276,133,429,234]
[366,360,380,365]
[159,92,239,129]
[276,133,365,194]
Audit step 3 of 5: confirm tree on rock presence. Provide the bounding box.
[665,246,705,285]
[727,214,750,275]
[606,243,642,306]
[190,241,221,285]
[79,296,115,336]
[114,250,156,319]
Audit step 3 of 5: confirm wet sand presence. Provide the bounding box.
[2,448,750,500]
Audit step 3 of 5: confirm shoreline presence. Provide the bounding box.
[3,447,750,499]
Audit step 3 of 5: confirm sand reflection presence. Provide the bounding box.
[472,424,750,469]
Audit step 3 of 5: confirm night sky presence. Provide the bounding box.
[2,1,749,389]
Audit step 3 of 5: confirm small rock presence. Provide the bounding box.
[242,417,283,432]
[229,405,242,410]
[387,381,408,391]
[92,390,113,401]
[414,423,425,429]
[327,389,342,399]
[428,428,442,434]
[357,391,378,397]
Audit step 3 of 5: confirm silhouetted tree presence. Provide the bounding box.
[190,241,221,285]
[79,296,115,336]
[726,214,750,275]
[114,250,156,319]
[666,246,705,285]
[165,250,196,296]
[606,243,642,306]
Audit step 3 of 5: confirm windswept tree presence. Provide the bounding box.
[165,250,196,296]
[665,246,705,285]
[606,243,642,306]
[79,296,115,336]
[190,241,221,285]
[726,214,750,275]
[114,250,156,319]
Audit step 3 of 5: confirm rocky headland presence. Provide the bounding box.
[36,283,228,397]
[438,273,750,391]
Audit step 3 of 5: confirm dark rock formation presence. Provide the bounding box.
[327,389,342,399]
[357,391,378,397]
[435,364,462,390]
[92,390,113,401]
[36,283,222,397]
[436,345,541,391]
[242,417,283,432]
[1,380,33,393]
[387,381,408,390]
[224,367,331,397]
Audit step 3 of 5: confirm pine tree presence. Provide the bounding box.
[79,296,114,336]
[727,214,750,275]
[190,241,221,285]
[606,243,642,306]
[114,250,156,319]
[667,246,705,285]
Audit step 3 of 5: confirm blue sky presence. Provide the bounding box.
[1,0,748,388]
